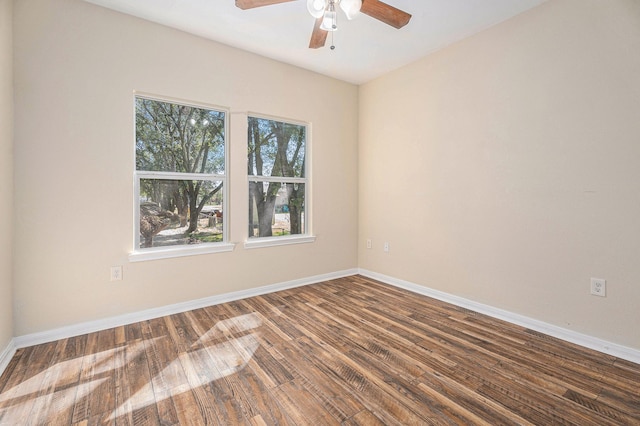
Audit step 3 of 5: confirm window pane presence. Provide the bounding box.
[139,179,224,249]
[136,98,225,174]
[248,182,305,238]
[247,117,305,178]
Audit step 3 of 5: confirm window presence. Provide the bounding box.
[131,95,232,261]
[246,115,313,247]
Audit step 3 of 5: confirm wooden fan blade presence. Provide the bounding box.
[235,0,295,10]
[360,0,411,29]
[309,18,328,49]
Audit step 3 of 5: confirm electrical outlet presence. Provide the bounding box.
[590,277,606,297]
[110,266,123,281]
[366,239,372,249]
[383,242,389,252]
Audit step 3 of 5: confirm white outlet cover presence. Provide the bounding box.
[590,277,606,297]
[111,266,123,281]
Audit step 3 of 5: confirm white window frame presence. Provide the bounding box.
[129,93,234,262]
[244,113,315,249]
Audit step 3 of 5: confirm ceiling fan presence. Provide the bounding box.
[235,0,412,49]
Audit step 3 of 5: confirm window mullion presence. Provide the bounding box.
[248,176,306,184]
[136,171,226,181]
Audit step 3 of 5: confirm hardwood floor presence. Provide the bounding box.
[1,275,639,425]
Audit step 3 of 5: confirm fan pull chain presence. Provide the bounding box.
[330,8,337,50]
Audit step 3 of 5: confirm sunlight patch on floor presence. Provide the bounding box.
[0,315,264,424]
[108,314,263,420]
[0,340,152,423]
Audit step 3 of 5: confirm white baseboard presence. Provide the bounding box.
[14,268,358,349]
[0,338,16,377]
[12,267,640,366]
[359,269,640,365]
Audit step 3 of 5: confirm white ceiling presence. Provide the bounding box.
[84,0,546,85]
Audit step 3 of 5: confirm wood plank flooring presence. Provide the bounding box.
[1,275,639,425]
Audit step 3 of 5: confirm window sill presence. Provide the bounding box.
[129,243,235,262]
[244,235,316,250]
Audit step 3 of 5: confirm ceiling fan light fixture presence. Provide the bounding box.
[307,0,325,19]
[319,1,337,32]
[320,9,337,31]
[339,0,361,20]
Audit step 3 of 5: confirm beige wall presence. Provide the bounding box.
[359,0,640,350]
[12,0,358,335]
[9,0,640,353]
[0,0,14,348]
